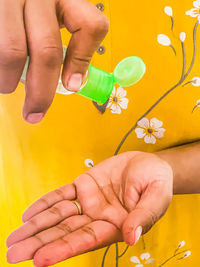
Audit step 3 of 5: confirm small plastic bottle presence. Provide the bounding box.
[21,47,146,104]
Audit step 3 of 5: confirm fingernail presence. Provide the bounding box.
[67,73,82,92]
[26,113,44,124]
[133,226,142,245]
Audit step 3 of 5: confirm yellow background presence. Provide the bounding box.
[1,0,200,266]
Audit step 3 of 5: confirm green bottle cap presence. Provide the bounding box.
[113,56,146,87]
[77,56,146,103]
[76,65,115,104]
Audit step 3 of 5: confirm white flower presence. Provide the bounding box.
[85,159,94,167]
[130,253,155,266]
[179,32,186,42]
[191,77,200,86]
[140,253,150,260]
[145,259,155,264]
[157,34,171,46]
[186,1,200,21]
[178,240,185,248]
[107,86,129,114]
[135,118,165,144]
[164,6,173,16]
[184,251,191,258]
[130,256,140,264]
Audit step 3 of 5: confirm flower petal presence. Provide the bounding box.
[145,258,155,264]
[164,6,173,16]
[140,253,150,260]
[107,100,112,108]
[153,128,165,139]
[137,118,149,128]
[194,0,200,9]
[196,99,200,106]
[192,77,200,86]
[179,32,186,42]
[184,251,191,258]
[178,241,185,248]
[130,256,140,263]
[185,8,199,17]
[116,86,127,98]
[110,103,121,114]
[85,159,94,167]
[135,265,143,267]
[144,135,156,144]
[135,128,146,139]
[150,118,163,129]
[119,98,129,109]
[157,34,171,46]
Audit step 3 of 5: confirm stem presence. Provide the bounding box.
[114,22,198,156]
[192,104,198,113]
[101,245,111,267]
[182,80,193,87]
[174,248,179,256]
[170,44,176,55]
[158,249,189,266]
[118,245,129,258]
[184,21,199,79]
[171,16,174,31]
[141,235,146,250]
[181,41,186,81]
[115,243,119,267]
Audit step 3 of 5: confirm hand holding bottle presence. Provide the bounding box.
[0,0,109,123]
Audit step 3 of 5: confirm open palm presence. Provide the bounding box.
[7,151,173,266]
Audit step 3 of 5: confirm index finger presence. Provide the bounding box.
[23,0,62,123]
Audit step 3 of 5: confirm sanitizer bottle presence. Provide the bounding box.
[21,47,146,104]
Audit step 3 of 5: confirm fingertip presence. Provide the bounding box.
[123,226,142,246]
[6,245,21,264]
[25,113,44,124]
[63,73,83,92]
[6,236,12,249]
[33,250,51,267]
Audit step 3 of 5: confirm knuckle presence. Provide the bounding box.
[35,45,62,68]
[86,14,109,36]
[70,53,91,68]
[49,206,63,218]
[54,188,65,199]
[29,219,39,230]
[57,222,72,234]
[34,234,45,245]
[39,196,50,208]
[0,44,26,68]
[81,226,97,241]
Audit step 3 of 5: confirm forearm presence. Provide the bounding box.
[155,141,200,194]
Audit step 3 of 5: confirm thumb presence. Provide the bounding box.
[122,180,172,246]
[60,0,109,92]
